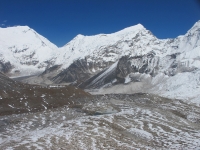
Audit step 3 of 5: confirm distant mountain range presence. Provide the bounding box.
[0,20,200,104]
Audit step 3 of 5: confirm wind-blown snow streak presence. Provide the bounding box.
[88,61,118,87]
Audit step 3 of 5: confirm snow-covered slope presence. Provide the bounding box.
[84,21,200,104]
[52,21,200,84]
[58,20,200,70]
[51,23,169,84]
[1,21,199,77]
[55,24,149,69]
[0,26,58,76]
[1,21,200,104]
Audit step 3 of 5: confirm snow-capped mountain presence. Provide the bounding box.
[0,26,58,76]
[2,21,199,78]
[52,21,200,84]
[51,20,200,104]
[76,21,200,104]
[1,21,200,104]
[51,23,165,84]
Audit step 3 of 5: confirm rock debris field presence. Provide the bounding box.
[0,93,200,149]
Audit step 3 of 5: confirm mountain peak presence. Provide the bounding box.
[190,20,200,30]
[123,23,145,30]
[0,25,33,35]
[186,20,200,35]
[194,20,200,26]
[75,34,85,38]
[3,25,30,30]
[113,23,146,36]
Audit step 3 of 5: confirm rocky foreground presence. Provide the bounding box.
[0,93,200,149]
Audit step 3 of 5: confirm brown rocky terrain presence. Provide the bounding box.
[0,72,91,116]
[0,94,200,149]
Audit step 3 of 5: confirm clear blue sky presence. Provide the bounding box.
[0,0,200,47]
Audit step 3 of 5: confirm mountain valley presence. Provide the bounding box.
[0,21,200,149]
